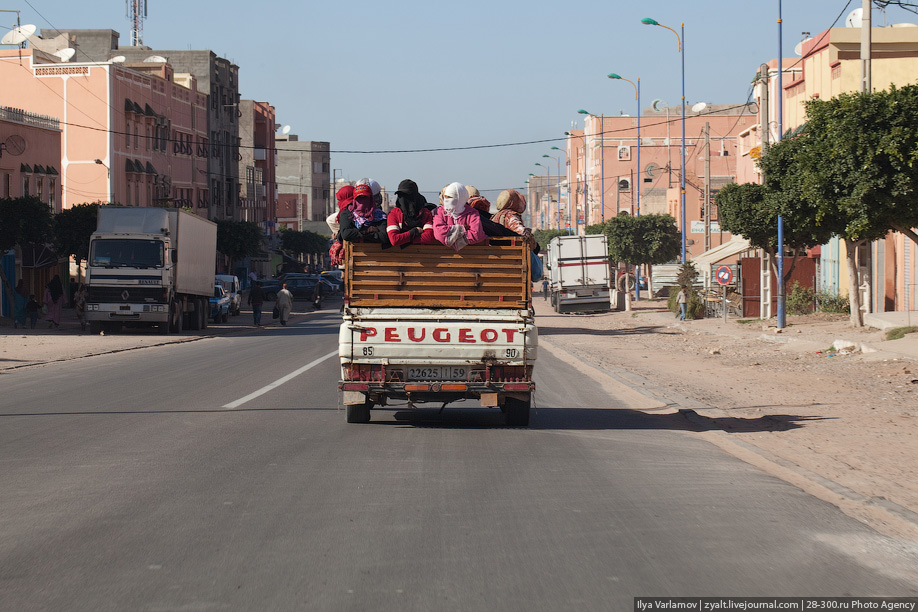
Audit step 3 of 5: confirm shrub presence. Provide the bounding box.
[667,286,704,319]
[786,281,815,315]
[886,326,918,341]
[815,290,850,314]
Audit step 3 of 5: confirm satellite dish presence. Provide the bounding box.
[54,48,75,61]
[143,55,168,63]
[651,99,666,111]
[1,24,36,45]
[111,55,126,63]
[692,102,708,113]
[2,134,27,156]
[845,8,863,28]
[794,41,804,56]
[281,125,291,135]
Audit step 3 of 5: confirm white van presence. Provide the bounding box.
[215,274,242,316]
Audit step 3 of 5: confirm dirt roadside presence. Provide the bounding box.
[3,297,917,539]
[533,295,918,540]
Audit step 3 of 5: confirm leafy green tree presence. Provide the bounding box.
[279,229,329,259]
[216,219,263,273]
[603,213,681,306]
[533,229,568,251]
[796,85,918,326]
[0,196,54,317]
[54,202,100,276]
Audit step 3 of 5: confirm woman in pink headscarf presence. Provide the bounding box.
[338,184,390,246]
[492,189,537,251]
[327,185,355,236]
[432,182,487,251]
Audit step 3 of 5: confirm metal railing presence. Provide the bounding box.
[0,106,60,130]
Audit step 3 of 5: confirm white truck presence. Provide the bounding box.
[84,207,217,334]
[545,234,612,313]
[338,240,538,426]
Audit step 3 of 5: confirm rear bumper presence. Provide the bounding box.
[339,379,534,406]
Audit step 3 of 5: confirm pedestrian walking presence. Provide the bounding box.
[73,283,88,331]
[26,294,40,329]
[13,279,28,328]
[276,283,293,326]
[43,275,64,328]
[541,279,549,301]
[248,281,266,326]
[676,286,688,321]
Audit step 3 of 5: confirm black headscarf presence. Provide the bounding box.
[395,179,427,229]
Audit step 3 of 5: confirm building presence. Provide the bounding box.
[238,100,277,232]
[736,22,918,314]
[0,105,62,208]
[43,29,242,221]
[275,136,331,233]
[526,173,564,231]
[571,104,756,258]
[0,47,208,212]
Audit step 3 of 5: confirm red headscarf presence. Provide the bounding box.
[336,185,355,212]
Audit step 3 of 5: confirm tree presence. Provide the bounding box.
[797,85,918,326]
[279,228,328,259]
[216,219,263,273]
[0,196,54,318]
[603,213,681,309]
[533,229,568,251]
[54,202,100,279]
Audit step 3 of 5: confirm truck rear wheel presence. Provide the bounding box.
[345,399,372,423]
[504,396,531,427]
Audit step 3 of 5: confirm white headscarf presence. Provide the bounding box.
[441,182,469,219]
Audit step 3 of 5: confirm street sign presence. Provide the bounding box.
[715,265,733,286]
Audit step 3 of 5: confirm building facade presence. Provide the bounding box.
[275,137,330,232]
[238,100,277,232]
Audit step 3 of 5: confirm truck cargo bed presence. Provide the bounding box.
[344,240,531,309]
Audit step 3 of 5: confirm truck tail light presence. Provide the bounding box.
[341,383,369,391]
[441,384,467,392]
[405,384,429,392]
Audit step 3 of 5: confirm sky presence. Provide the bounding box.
[5,0,918,201]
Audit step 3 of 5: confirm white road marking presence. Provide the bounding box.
[223,350,338,408]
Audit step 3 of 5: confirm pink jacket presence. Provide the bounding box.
[432,205,487,247]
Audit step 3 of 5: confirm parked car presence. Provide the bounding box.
[209,284,230,323]
[319,270,343,292]
[261,273,329,300]
[215,274,242,316]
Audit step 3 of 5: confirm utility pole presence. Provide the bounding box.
[703,122,711,253]
[860,0,873,317]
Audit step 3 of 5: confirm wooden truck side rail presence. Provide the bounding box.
[344,240,531,309]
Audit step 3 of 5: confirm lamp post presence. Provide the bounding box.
[542,154,563,232]
[550,147,570,233]
[776,0,786,329]
[534,162,554,229]
[578,110,604,223]
[608,72,642,300]
[642,16,686,263]
[528,173,542,228]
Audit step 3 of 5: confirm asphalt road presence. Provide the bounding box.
[1,311,916,611]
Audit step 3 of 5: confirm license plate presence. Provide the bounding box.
[407,366,468,381]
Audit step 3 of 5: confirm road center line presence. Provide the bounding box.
[223,350,338,409]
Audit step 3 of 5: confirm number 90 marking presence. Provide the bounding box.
[505,348,518,358]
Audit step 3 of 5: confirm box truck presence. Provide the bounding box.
[546,234,612,313]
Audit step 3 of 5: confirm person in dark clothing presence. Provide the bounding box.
[338,184,391,247]
[248,281,266,326]
[387,179,436,247]
[26,294,40,329]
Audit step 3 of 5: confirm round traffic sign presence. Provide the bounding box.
[715,265,733,286]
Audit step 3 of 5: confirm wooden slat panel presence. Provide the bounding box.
[344,241,531,308]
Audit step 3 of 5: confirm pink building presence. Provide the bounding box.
[238,100,277,231]
[569,104,756,259]
[0,48,209,212]
[0,105,62,209]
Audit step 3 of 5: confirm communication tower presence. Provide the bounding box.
[126,0,147,46]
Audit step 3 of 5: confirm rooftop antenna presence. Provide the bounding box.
[1,9,36,48]
[126,0,147,46]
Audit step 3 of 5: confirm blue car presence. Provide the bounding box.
[210,284,230,323]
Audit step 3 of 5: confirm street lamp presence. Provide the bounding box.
[542,154,563,232]
[776,0,786,329]
[534,162,554,229]
[578,109,605,223]
[550,146,571,233]
[642,16,686,263]
[608,72,642,300]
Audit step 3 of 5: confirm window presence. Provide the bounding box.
[322,161,329,173]
[22,175,30,197]
[36,177,44,202]
[49,179,55,209]
[1,172,10,197]
[134,123,139,148]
